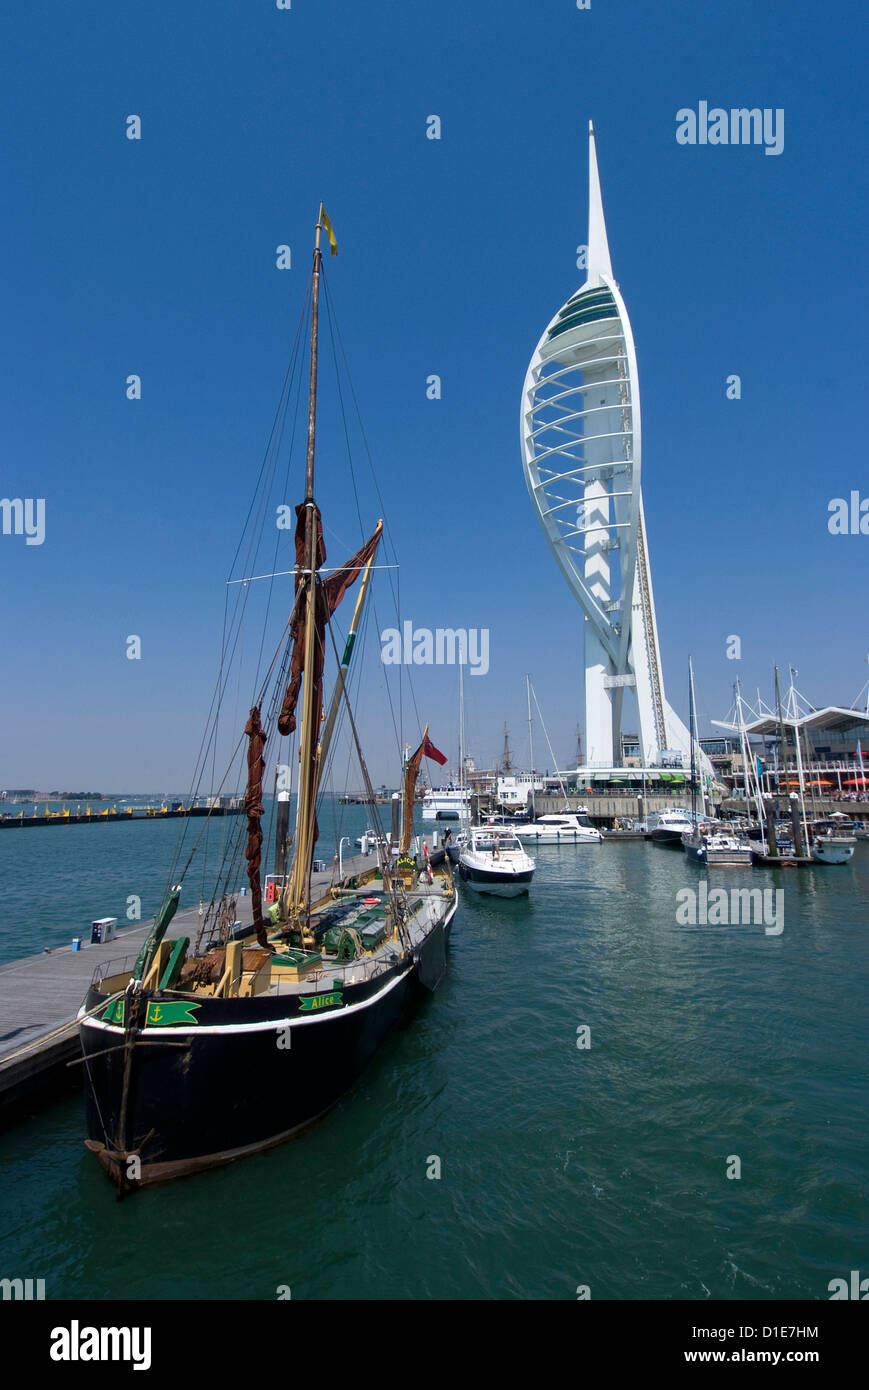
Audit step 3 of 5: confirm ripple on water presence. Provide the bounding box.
[0,838,867,1298]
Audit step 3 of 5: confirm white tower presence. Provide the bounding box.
[521,124,707,774]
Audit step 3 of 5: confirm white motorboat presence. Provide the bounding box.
[512,812,601,844]
[811,818,856,864]
[682,827,753,866]
[457,828,535,896]
[355,830,392,852]
[648,807,705,845]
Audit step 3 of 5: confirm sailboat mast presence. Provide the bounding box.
[775,666,788,799]
[526,674,534,775]
[291,220,324,930]
[688,657,698,825]
[458,639,465,807]
[304,224,323,505]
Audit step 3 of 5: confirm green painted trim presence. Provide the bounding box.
[298,991,343,1012]
[158,937,190,990]
[144,1001,201,1027]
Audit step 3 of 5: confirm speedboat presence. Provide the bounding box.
[811,818,856,864]
[648,807,704,845]
[457,828,535,896]
[682,827,753,866]
[355,830,392,852]
[512,812,601,844]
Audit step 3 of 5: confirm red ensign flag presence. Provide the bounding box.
[423,736,448,765]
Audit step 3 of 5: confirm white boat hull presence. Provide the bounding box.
[812,840,855,864]
[513,826,601,844]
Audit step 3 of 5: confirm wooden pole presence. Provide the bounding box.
[291,221,324,938]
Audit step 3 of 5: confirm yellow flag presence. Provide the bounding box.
[319,204,338,257]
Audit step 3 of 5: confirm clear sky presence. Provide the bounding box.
[2,1,867,792]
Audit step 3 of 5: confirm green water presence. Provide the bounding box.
[1,819,867,1300]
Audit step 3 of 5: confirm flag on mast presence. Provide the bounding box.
[319,204,338,256]
[422,734,448,765]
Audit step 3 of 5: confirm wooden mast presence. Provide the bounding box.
[289,218,324,941]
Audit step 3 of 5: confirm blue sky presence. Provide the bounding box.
[2,1,867,791]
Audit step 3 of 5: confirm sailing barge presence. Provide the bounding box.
[78,212,457,1190]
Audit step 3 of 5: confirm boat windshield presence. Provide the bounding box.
[473,835,521,852]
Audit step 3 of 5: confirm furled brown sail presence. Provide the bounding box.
[277,506,382,737]
[400,727,448,853]
[243,706,269,949]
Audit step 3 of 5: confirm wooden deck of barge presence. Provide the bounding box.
[0,845,435,1116]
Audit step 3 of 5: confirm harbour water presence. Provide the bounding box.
[1,809,867,1300]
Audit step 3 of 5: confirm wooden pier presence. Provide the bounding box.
[0,841,445,1118]
[0,805,244,830]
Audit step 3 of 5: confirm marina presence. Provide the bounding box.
[2,829,866,1301]
[2,6,865,1329]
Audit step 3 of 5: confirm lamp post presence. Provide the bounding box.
[338,836,350,879]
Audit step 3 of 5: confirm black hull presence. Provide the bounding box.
[650,829,687,846]
[457,862,533,896]
[80,917,450,1185]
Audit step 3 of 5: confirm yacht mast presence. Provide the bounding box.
[688,657,698,826]
[289,217,324,937]
[458,638,466,812]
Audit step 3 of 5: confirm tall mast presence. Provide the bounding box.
[787,667,812,843]
[458,638,466,806]
[290,218,324,934]
[526,674,534,775]
[775,665,788,798]
[688,657,698,825]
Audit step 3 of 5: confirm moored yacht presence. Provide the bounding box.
[682,828,753,866]
[457,828,535,896]
[648,807,704,844]
[811,818,856,865]
[512,812,601,844]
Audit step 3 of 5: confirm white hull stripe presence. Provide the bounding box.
[82,961,415,1038]
[82,896,457,1039]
